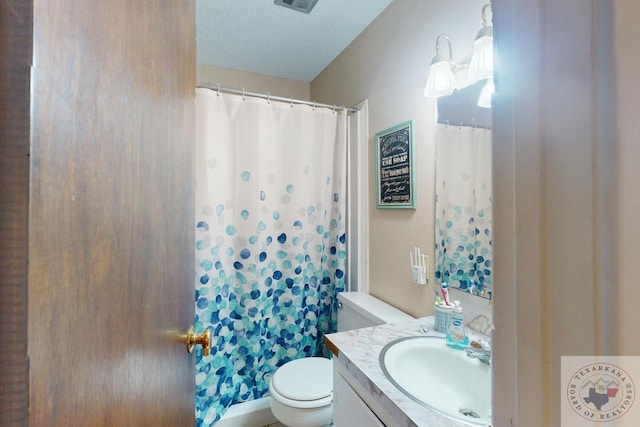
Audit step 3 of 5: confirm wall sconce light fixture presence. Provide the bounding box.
[424,34,457,98]
[468,3,494,83]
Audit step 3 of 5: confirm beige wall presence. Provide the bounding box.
[197,64,310,101]
[311,0,487,317]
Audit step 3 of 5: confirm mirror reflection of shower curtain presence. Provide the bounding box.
[434,124,493,299]
[194,88,347,425]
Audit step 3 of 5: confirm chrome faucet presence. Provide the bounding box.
[466,340,491,365]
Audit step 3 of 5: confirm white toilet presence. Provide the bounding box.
[268,292,413,427]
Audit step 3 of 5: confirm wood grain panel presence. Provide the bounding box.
[28,1,195,425]
[0,1,32,425]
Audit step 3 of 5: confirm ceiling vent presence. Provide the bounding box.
[274,0,320,14]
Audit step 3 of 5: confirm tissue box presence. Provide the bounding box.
[434,303,453,333]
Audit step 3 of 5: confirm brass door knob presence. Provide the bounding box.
[182,326,211,356]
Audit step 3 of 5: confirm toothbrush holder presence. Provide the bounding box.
[434,303,453,333]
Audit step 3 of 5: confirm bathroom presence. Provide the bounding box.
[6,0,639,426]
[195,0,492,425]
[195,0,640,425]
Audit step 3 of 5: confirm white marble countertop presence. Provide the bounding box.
[326,317,484,427]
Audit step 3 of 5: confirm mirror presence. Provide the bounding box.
[434,80,493,300]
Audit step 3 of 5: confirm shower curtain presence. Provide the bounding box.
[194,88,347,425]
[434,124,493,299]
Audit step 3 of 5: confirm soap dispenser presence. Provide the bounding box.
[446,300,470,350]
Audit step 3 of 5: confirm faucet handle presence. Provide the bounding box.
[469,339,491,353]
[469,340,485,351]
[467,340,491,365]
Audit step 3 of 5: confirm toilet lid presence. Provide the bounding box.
[271,357,333,401]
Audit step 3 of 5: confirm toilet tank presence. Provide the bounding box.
[337,292,414,332]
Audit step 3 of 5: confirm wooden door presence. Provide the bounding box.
[27,1,196,425]
[0,0,31,425]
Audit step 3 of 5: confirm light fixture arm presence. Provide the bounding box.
[468,2,495,83]
[476,4,493,39]
[424,33,457,97]
[481,3,492,28]
[433,34,453,65]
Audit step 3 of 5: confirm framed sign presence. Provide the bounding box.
[375,120,415,209]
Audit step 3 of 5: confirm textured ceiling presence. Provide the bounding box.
[196,0,393,82]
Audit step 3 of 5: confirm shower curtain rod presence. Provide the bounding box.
[196,82,358,113]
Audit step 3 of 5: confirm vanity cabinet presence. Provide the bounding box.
[332,359,387,427]
[327,318,484,427]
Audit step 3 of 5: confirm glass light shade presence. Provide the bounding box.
[477,78,494,108]
[424,60,457,98]
[468,35,494,83]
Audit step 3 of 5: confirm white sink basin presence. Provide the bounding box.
[379,336,491,426]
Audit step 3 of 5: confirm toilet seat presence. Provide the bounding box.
[269,357,333,409]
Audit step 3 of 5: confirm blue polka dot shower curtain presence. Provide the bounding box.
[434,124,493,299]
[194,88,347,425]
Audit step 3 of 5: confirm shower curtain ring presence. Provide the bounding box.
[242,88,245,100]
[267,92,271,104]
[312,101,316,111]
[216,83,220,96]
[290,97,294,108]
